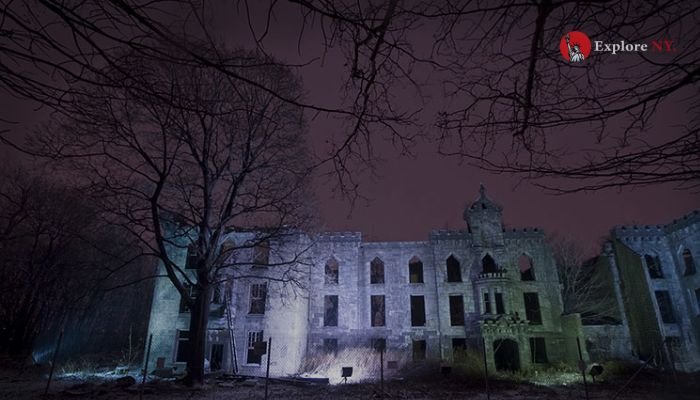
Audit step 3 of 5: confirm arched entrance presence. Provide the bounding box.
[493,339,520,371]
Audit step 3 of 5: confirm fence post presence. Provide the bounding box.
[576,337,589,400]
[44,329,64,396]
[482,337,490,400]
[380,343,384,398]
[139,334,153,400]
[264,337,272,400]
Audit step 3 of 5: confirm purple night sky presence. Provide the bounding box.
[1,2,697,255]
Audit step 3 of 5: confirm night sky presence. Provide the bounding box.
[1,2,698,254]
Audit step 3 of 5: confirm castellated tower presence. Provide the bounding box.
[464,184,505,248]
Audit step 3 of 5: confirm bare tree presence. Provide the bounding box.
[550,235,621,324]
[0,169,142,357]
[254,1,700,192]
[25,41,315,384]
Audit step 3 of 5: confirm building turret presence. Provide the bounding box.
[464,184,504,247]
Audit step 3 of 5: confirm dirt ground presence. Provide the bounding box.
[1,364,699,400]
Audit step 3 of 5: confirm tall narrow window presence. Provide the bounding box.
[324,295,338,327]
[482,254,497,274]
[325,257,339,284]
[249,283,267,314]
[524,292,542,325]
[495,292,505,314]
[212,284,224,305]
[409,256,424,283]
[483,292,492,314]
[655,290,676,323]
[413,340,427,361]
[410,295,426,327]
[185,244,198,269]
[253,241,270,266]
[645,254,664,279]
[371,295,385,326]
[695,288,700,313]
[446,255,462,282]
[519,254,535,281]
[449,295,465,326]
[683,249,696,276]
[175,330,190,362]
[529,337,548,363]
[179,283,195,313]
[370,257,385,284]
[246,331,265,364]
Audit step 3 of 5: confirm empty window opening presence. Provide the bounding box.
[179,283,195,313]
[683,249,696,276]
[210,343,224,371]
[446,255,462,282]
[519,254,535,281]
[482,254,497,274]
[175,330,190,363]
[483,292,492,314]
[371,257,385,284]
[452,338,467,363]
[413,340,427,361]
[212,284,225,305]
[645,254,664,279]
[655,290,676,323]
[325,256,339,284]
[246,331,265,364]
[529,337,548,363]
[449,295,465,326]
[249,283,267,314]
[495,292,505,314]
[524,292,542,325]
[371,295,386,327]
[253,241,270,266]
[323,338,338,355]
[186,244,198,269]
[409,256,424,283]
[324,295,338,327]
[493,339,520,371]
[410,295,426,327]
[695,288,700,313]
[373,338,386,352]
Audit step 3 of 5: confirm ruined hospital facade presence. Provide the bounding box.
[145,186,700,377]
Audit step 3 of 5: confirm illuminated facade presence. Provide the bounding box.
[145,185,587,377]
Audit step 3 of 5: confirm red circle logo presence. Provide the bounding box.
[560,31,591,63]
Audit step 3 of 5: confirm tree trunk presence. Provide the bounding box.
[184,285,211,386]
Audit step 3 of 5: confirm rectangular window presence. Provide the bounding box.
[655,290,676,323]
[210,343,224,371]
[409,260,424,283]
[246,331,265,364]
[495,293,505,314]
[179,284,195,313]
[529,337,548,363]
[185,244,198,269]
[695,288,700,314]
[449,295,465,326]
[175,330,190,362]
[249,283,267,314]
[372,338,386,352]
[371,295,385,327]
[325,260,339,284]
[483,292,491,314]
[323,338,338,355]
[324,295,339,327]
[410,295,426,327]
[212,284,224,305]
[413,340,427,361]
[452,338,467,363]
[253,241,270,266]
[524,292,542,325]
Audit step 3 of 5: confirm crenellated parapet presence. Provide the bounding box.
[315,231,363,242]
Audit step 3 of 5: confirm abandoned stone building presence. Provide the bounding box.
[146,185,591,379]
[583,210,700,372]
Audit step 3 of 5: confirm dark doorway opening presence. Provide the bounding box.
[493,339,520,372]
[210,343,224,371]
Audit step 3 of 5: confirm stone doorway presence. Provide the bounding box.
[493,339,520,371]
